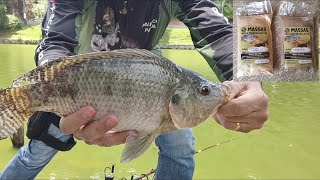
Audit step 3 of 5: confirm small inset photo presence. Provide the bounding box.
[233,0,319,82]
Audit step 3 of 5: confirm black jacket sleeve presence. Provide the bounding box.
[35,0,84,66]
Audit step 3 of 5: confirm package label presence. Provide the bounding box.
[240,26,272,68]
[284,27,312,67]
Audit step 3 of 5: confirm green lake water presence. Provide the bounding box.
[0,44,320,179]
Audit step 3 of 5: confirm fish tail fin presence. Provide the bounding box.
[0,87,34,140]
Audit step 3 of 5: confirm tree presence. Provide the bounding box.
[213,0,233,22]
[0,0,13,14]
[25,0,35,22]
[12,0,26,24]
[0,2,8,29]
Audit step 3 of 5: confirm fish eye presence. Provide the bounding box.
[200,85,210,96]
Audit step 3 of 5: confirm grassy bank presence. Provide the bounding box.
[0,25,193,45]
[1,25,319,50]
[159,28,192,45]
[0,25,42,40]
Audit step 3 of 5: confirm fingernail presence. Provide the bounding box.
[107,115,119,125]
[83,107,95,119]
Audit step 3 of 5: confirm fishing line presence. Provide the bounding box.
[104,138,239,180]
[194,138,239,155]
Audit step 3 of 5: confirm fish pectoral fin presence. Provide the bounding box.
[120,134,156,163]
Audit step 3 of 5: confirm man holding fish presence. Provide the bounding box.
[0,0,268,179]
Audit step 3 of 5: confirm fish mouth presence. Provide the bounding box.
[209,83,231,117]
[220,83,231,105]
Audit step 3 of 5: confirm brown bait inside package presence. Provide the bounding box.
[237,14,273,75]
[273,1,318,73]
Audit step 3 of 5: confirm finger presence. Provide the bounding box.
[215,115,239,130]
[74,115,119,141]
[218,120,261,133]
[73,132,84,140]
[85,131,138,147]
[218,92,267,117]
[246,82,264,90]
[238,123,263,133]
[223,81,264,99]
[60,106,96,135]
[218,97,254,118]
[218,110,269,124]
[222,81,246,99]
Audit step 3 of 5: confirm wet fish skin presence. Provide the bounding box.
[0,49,230,162]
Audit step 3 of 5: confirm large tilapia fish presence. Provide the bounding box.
[0,49,230,162]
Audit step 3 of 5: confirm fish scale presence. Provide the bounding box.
[42,56,175,134]
[0,49,230,163]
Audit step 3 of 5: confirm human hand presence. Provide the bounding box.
[214,81,268,133]
[59,106,137,146]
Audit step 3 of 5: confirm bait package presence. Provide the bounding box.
[273,0,319,76]
[234,0,274,79]
[234,0,319,82]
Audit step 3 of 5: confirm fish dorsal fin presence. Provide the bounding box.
[12,49,161,87]
[60,49,161,64]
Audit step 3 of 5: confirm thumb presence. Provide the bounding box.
[222,81,246,99]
